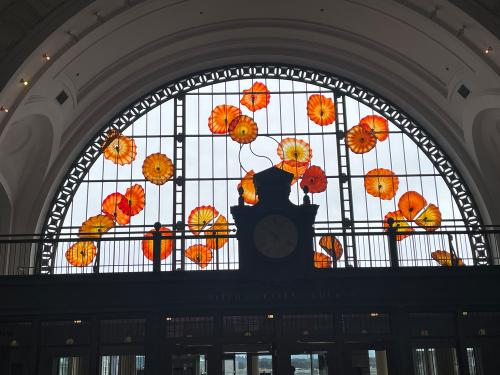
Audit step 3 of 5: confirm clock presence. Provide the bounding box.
[253,214,298,258]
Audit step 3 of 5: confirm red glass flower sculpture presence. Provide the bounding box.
[383,210,413,241]
[300,165,327,193]
[307,94,335,126]
[431,250,464,266]
[275,161,309,185]
[141,226,173,261]
[313,252,332,269]
[364,168,399,200]
[103,134,137,165]
[79,214,114,238]
[208,104,242,134]
[415,204,442,231]
[228,115,258,144]
[119,184,145,216]
[205,215,229,250]
[185,244,213,268]
[319,235,343,260]
[346,125,377,154]
[398,191,427,221]
[359,115,389,141]
[65,241,97,267]
[237,170,259,205]
[277,138,312,163]
[240,82,270,112]
[102,192,130,225]
[188,205,219,235]
[142,153,174,185]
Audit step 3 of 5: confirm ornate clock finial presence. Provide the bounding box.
[253,167,293,206]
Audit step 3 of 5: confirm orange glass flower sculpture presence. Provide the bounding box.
[103,134,137,165]
[240,82,271,112]
[185,244,213,268]
[65,241,97,267]
[228,115,258,144]
[415,204,442,231]
[208,104,242,134]
[319,235,343,260]
[119,184,145,216]
[398,191,427,221]
[275,161,309,185]
[277,138,313,163]
[142,153,174,185]
[79,214,114,238]
[102,192,130,225]
[307,94,335,126]
[188,205,219,234]
[141,226,173,261]
[314,252,332,269]
[364,168,399,200]
[431,250,464,266]
[237,170,259,205]
[205,215,229,250]
[359,115,389,141]
[383,210,413,241]
[300,165,327,193]
[346,125,377,154]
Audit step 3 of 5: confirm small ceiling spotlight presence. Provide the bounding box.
[267,314,274,319]
[370,312,379,317]
[42,53,51,61]
[73,319,82,324]
[485,46,493,54]
[20,78,29,86]
[165,316,172,321]
[0,106,8,113]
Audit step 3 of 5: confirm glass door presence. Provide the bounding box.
[290,352,328,375]
[222,347,273,375]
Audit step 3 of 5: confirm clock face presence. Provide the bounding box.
[253,214,298,259]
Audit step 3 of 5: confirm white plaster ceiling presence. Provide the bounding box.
[0,0,499,233]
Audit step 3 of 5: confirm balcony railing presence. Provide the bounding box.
[0,224,498,276]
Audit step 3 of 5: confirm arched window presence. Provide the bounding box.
[39,65,487,274]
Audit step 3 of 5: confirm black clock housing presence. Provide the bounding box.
[231,167,318,279]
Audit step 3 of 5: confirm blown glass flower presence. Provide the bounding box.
[228,115,258,144]
[208,104,242,134]
[119,184,145,216]
[79,214,114,238]
[431,250,464,266]
[240,82,270,112]
[102,192,130,225]
[275,161,309,185]
[277,138,312,163]
[319,235,343,260]
[142,153,174,185]
[188,205,219,234]
[398,191,427,221]
[313,252,332,269]
[185,244,213,268]
[103,134,137,165]
[383,210,413,241]
[237,170,258,205]
[359,115,389,141]
[364,168,399,200]
[300,166,327,193]
[346,125,377,154]
[415,204,442,231]
[141,226,173,261]
[65,241,97,267]
[205,215,229,250]
[307,94,335,126]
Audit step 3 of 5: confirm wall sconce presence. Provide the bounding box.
[20,78,29,86]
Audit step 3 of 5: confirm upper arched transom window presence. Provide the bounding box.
[40,65,487,274]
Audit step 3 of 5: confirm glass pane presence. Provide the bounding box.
[351,349,388,375]
[412,348,458,375]
[54,356,89,375]
[172,354,207,375]
[100,355,145,375]
[290,352,328,375]
[257,354,272,375]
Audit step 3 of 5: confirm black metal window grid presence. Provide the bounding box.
[35,64,487,274]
